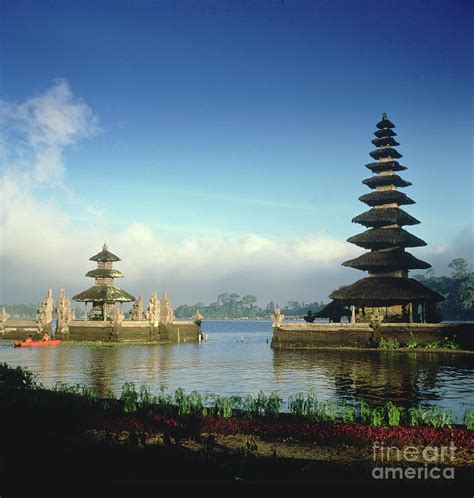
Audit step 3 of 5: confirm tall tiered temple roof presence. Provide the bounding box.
[320,113,443,317]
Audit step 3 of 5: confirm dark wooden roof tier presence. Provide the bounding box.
[362,174,412,189]
[329,277,444,304]
[72,285,135,303]
[373,128,397,138]
[352,208,420,228]
[89,243,121,262]
[376,114,395,129]
[369,147,402,160]
[359,190,415,207]
[371,137,400,148]
[347,227,427,250]
[342,249,431,271]
[85,268,125,278]
[365,161,407,173]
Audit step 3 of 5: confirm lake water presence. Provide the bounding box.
[1,320,473,418]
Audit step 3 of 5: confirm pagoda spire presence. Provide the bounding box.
[318,114,443,323]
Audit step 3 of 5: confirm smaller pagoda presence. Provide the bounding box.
[72,243,135,320]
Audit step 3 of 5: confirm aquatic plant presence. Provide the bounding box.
[370,407,384,427]
[426,340,443,349]
[378,337,400,349]
[463,409,474,430]
[443,339,460,350]
[407,405,455,429]
[211,396,234,418]
[359,401,372,424]
[338,400,356,424]
[120,382,139,413]
[406,336,419,349]
[264,393,283,419]
[384,401,404,426]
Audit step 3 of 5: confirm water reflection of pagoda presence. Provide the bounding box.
[72,243,135,320]
[320,114,444,323]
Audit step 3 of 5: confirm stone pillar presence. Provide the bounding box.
[351,305,356,324]
[84,302,87,321]
[409,303,413,323]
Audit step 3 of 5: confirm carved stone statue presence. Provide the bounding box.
[56,288,74,334]
[160,291,174,325]
[146,291,161,327]
[0,307,10,322]
[193,309,203,325]
[111,305,124,324]
[130,295,144,321]
[271,307,284,328]
[37,289,54,329]
[370,307,385,326]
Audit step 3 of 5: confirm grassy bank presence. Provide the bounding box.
[0,363,473,494]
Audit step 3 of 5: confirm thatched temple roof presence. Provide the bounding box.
[359,190,415,207]
[371,137,400,148]
[352,207,420,228]
[89,243,121,262]
[315,300,350,319]
[376,114,395,129]
[373,128,397,138]
[369,147,402,160]
[347,227,427,250]
[365,160,407,174]
[85,268,125,278]
[342,249,431,271]
[330,277,444,304]
[72,285,135,303]
[362,174,412,189]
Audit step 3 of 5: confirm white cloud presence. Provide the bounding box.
[0,167,361,304]
[0,81,471,307]
[0,78,100,185]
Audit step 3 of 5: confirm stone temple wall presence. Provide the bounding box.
[271,322,474,350]
[60,320,200,343]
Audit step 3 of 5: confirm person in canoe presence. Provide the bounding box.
[41,332,51,342]
[24,335,34,343]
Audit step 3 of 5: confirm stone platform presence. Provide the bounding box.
[1,320,201,344]
[60,320,201,343]
[271,322,474,350]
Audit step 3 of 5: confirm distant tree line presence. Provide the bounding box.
[413,258,474,321]
[0,303,39,319]
[0,303,83,320]
[3,258,471,321]
[174,292,326,319]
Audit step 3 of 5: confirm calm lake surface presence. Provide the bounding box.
[1,320,473,418]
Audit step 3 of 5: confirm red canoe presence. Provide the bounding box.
[13,340,61,348]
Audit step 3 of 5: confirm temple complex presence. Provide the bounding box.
[272,114,473,350]
[318,114,444,324]
[72,243,135,320]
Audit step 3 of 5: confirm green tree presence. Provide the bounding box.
[449,258,468,279]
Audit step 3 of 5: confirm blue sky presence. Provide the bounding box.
[0,0,472,304]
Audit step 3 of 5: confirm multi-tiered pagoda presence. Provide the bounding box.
[72,243,135,320]
[321,114,444,323]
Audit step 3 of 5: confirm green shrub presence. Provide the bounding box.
[0,363,37,390]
